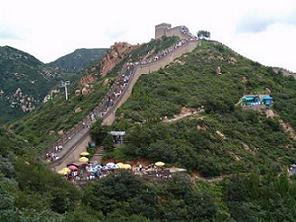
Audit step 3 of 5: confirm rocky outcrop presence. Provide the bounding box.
[99,42,134,76]
[273,67,296,78]
[10,88,36,112]
[80,74,97,86]
[74,107,82,113]
[78,74,97,95]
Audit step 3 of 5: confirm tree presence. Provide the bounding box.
[197,30,211,40]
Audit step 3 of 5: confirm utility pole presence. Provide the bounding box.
[60,80,70,100]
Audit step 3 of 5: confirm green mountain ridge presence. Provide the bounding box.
[0,46,108,122]
[0,45,63,121]
[48,48,107,73]
[2,38,296,221]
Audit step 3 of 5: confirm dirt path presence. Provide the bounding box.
[163,109,204,123]
[264,109,296,140]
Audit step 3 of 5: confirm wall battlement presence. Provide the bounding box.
[155,23,194,40]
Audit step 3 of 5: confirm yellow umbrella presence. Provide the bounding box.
[79,156,89,164]
[116,162,125,169]
[57,169,67,175]
[62,167,71,174]
[80,151,90,156]
[155,161,165,167]
[122,164,132,170]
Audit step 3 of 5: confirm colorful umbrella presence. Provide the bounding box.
[155,161,165,167]
[79,156,89,164]
[80,151,90,156]
[122,164,132,170]
[57,169,67,175]
[106,162,117,169]
[68,165,78,171]
[116,162,125,169]
[62,167,71,173]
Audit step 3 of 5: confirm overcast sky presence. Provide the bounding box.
[1,0,295,71]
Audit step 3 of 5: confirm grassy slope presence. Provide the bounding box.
[104,40,296,176]
[2,39,296,222]
[48,48,108,73]
[10,36,179,150]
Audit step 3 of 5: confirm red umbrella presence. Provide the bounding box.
[68,165,78,171]
[67,163,79,168]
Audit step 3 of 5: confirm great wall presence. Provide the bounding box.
[48,24,199,171]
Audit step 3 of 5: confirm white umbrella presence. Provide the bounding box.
[106,162,116,169]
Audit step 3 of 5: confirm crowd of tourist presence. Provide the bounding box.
[180,25,198,40]
[46,26,198,163]
[62,161,175,183]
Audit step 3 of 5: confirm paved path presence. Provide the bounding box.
[48,28,198,171]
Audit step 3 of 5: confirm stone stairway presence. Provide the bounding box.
[91,146,104,163]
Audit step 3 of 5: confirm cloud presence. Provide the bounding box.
[236,16,275,33]
[107,30,128,40]
[0,26,20,40]
[0,0,295,71]
[237,10,296,33]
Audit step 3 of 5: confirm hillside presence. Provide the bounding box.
[3,37,296,221]
[0,46,64,121]
[102,40,296,177]
[48,48,107,73]
[11,36,179,149]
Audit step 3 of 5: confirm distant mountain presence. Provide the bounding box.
[48,48,107,73]
[0,46,62,121]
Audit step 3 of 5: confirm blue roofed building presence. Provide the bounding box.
[240,94,273,108]
[261,95,273,106]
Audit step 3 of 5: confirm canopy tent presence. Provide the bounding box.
[57,169,67,175]
[67,163,79,168]
[68,165,78,171]
[155,161,165,167]
[116,162,125,169]
[122,164,132,170]
[58,167,70,175]
[79,156,89,164]
[106,162,117,169]
[80,151,90,156]
[109,131,126,136]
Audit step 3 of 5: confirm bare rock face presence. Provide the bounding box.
[80,74,97,87]
[180,107,191,114]
[58,130,64,136]
[99,42,135,76]
[75,90,81,96]
[197,124,208,131]
[10,88,36,112]
[74,42,135,97]
[74,107,82,113]
[216,130,225,140]
[228,57,237,64]
[81,87,89,95]
[216,66,222,75]
[103,78,110,86]
[241,76,248,84]
[265,109,275,118]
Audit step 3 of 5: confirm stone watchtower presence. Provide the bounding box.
[155,23,172,39]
